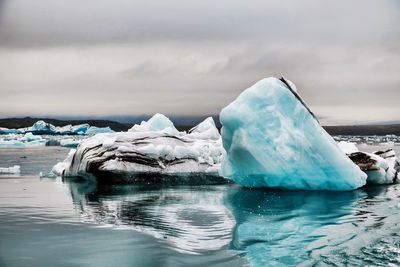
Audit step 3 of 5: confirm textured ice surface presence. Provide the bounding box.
[63,115,225,183]
[128,113,183,136]
[0,133,47,148]
[349,149,399,184]
[59,138,81,148]
[51,149,77,176]
[0,165,21,174]
[338,141,359,154]
[0,120,113,135]
[219,77,367,190]
[86,126,114,135]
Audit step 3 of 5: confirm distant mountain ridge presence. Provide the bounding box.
[323,124,400,136]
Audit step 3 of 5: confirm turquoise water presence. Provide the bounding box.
[0,147,400,266]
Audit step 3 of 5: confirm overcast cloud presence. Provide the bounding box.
[0,0,399,124]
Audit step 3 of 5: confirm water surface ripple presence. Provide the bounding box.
[0,147,400,266]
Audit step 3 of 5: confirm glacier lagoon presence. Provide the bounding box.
[1,146,400,267]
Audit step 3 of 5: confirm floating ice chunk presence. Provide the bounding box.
[375,149,400,171]
[0,127,19,134]
[1,120,114,136]
[29,120,57,134]
[86,126,114,135]
[59,138,81,148]
[128,113,183,136]
[349,149,399,184]
[0,133,47,148]
[337,141,359,154]
[219,77,367,191]
[0,165,21,174]
[51,149,76,176]
[62,116,225,183]
[71,124,90,135]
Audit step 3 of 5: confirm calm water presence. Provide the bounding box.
[0,147,400,266]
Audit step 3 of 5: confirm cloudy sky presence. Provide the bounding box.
[0,0,399,125]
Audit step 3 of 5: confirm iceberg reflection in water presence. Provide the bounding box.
[66,179,236,255]
[65,176,400,266]
[226,185,400,266]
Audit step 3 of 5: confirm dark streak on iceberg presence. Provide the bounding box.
[60,115,225,184]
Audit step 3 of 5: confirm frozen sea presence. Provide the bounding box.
[0,145,400,267]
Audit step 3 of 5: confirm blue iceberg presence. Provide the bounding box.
[0,120,114,136]
[219,77,367,190]
[85,126,114,135]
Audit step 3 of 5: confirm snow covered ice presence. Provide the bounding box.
[219,77,367,191]
[349,149,399,185]
[62,114,225,183]
[0,120,114,135]
[0,133,47,148]
[0,165,21,174]
[50,149,77,177]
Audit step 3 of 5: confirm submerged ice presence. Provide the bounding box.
[219,77,367,191]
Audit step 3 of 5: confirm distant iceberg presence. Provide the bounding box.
[0,133,47,148]
[0,165,21,174]
[85,126,114,135]
[0,120,114,136]
[219,77,367,191]
[62,114,226,183]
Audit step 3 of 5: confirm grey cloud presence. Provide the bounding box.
[0,0,399,124]
[0,0,399,48]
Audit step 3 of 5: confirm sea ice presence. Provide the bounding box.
[337,141,359,154]
[59,138,81,148]
[128,113,183,136]
[62,115,225,183]
[349,149,399,184]
[0,165,21,174]
[0,120,114,136]
[0,133,47,148]
[85,126,114,135]
[51,149,77,176]
[219,77,367,191]
[29,120,57,134]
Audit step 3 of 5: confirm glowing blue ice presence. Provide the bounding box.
[219,77,367,191]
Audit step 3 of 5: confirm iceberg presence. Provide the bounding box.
[337,141,359,155]
[349,149,399,185]
[62,115,226,183]
[0,133,47,148]
[0,127,19,134]
[0,120,115,136]
[85,126,114,135]
[50,149,77,177]
[128,113,183,136]
[219,77,367,191]
[28,120,57,134]
[59,138,81,148]
[0,165,21,174]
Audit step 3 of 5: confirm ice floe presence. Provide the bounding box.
[0,133,47,148]
[349,149,399,185]
[0,165,21,174]
[0,120,114,135]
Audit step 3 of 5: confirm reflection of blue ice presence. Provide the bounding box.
[225,187,367,266]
